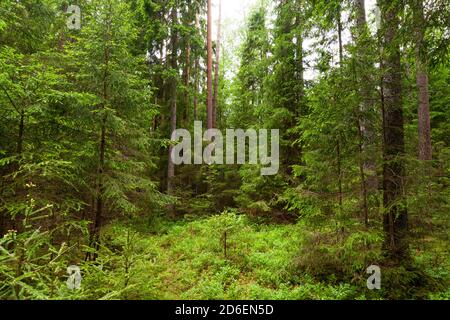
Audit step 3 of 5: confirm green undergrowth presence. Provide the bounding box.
[70,211,448,300]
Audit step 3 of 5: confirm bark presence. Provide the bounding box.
[282,0,304,179]
[380,0,409,261]
[206,0,213,129]
[295,0,305,111]
[414,0,432,161]
[355,0,378,191]
[92,114,106,260]
[183,40,191,125]
[297,35,304,102]
[212,0,222,128]
[337,139,343,208]
[337,10,344,65]
[0,207,4,237]
[352,0,377,225]
[357,119,369,227]
[90,10,111,260]
[152,42,166,132]
[17,111,24,155]
[193,14,200,121]
[167,6,178,215]
[58,4,68,50]
[182,13,191,126]
[193,57,199,121]
[336,8,344,209]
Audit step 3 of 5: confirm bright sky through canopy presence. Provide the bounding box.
[215,0,378,80]
[215,0,378,38]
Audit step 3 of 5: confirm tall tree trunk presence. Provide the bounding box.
[206,0,213,129]
[193,57,200,121]
[380,0,409,261]
[336,138,343,208]
[193,14,200,121]
[357,119,369,227]
[13,110,25,232]
[92,114,106,260]
[336,7,344,210]
[414,0,432,161]
[295,0,305,112]
[353,0,377,225]
[167,6,178,215]
[212,0,222,128]
[337,10,344,65]
[355,0,378,192]
[90,35,110,261]
[296,26,304,107]
[183,23,191,126]
[152,42,166,132]
[89,5,114,260]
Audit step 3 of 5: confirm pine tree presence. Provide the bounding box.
[379,0,409,261]
[66,0,159,258]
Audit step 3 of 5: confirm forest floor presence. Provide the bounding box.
[77,212,449,300]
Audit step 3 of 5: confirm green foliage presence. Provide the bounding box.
[0,0,448,301]
[0,189,88,299]
[291,223,383,283]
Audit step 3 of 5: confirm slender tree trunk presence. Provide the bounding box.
[0,209,4,237]
[353,0,377,225]
[357,119,369,227]
[336,138,343,208]
[336,8,344,210]
[92,114,106,260]
[380,0,409,261]
[90,7,113,260]
[152,42,166,132]
[183,27,191,126]
[91,39,110,260]
[337,9,344,65]
[17,111,24,155]
[193,58,200,121]
[206,0,213,129]
[414,0,432,161]
[355,0,378,192]
[294,0,305,113]
[281,0,304,179]
[212,0,222,128]
[0,171,4,235]
[58,4,68,50]
[193,14,200,121]
[167,6,178,215]
[296,28,304,107]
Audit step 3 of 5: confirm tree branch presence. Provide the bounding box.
[0,85,21,115]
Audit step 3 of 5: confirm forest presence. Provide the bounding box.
[0,0,448,300]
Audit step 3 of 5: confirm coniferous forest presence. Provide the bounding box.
[0,0,449,300]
